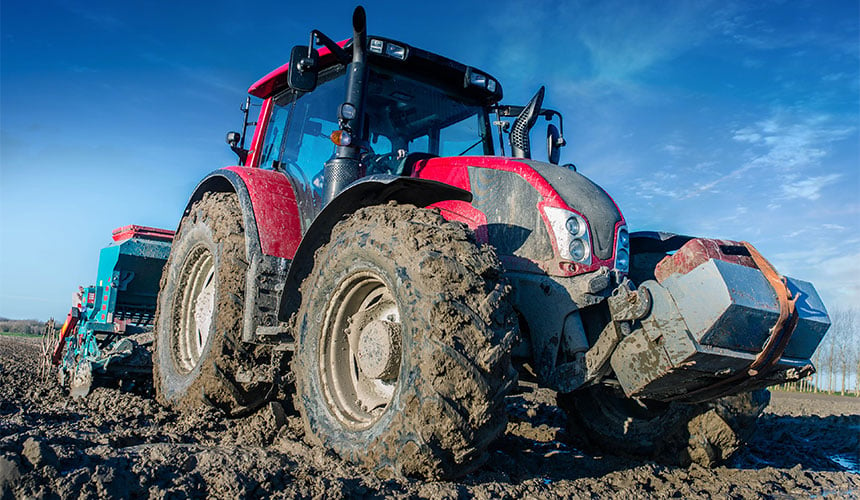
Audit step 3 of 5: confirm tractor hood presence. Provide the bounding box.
[412,156,625,274]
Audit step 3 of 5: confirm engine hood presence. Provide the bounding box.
[412,156,624,263]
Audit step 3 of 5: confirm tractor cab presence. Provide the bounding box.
[231,25,567,214]
[240,37,503,202]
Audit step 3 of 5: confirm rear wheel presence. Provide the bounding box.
[293,203,518,479]
[154,192,270,414]
[557,385,769,467]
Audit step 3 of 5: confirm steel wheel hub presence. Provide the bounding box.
[176,245,215,373]
[320,271,402,429]
[356,320,402,380]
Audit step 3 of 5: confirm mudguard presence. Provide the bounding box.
[276,174,472,326]
[183,168,296,343]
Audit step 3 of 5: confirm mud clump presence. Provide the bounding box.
[2,335,859,498]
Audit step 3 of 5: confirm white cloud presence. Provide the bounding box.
[732,130,762,143]
[771,246,860,312]
[567,1,726,83]
[662,144,684,155]
[781,174,842,201]
[681,114,854,199]
[633,169,682,200]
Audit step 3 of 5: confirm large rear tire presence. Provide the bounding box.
[557,385,769,467]
[292,203,518,479]
[154,191,270,414]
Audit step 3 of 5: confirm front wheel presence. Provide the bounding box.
[153,192,270,414]
[292,203,518,479]
[557,385,770,467]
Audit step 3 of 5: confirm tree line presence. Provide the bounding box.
[779,307,859,396]
[0,318,48,335]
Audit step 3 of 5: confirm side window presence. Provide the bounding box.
[258,77,344,194]
[439,114,484,156]
[259,101,292,170]
[290,113,338,192]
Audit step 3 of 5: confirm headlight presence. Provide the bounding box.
[543,206,592,265]
[566,216,583,236]
[469,72,487,87]
[614,225,629,272]
[570,239,587,261]
[616,248,629,271]
[466,68,499,94]
[368,38,408,60]
[618,227,629,248]
[385,43,407,60]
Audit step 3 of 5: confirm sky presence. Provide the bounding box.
[1,0,858,321]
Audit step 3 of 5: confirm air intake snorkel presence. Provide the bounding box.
[509,86,545,159]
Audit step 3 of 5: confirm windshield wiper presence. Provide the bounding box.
[458,139,483,156]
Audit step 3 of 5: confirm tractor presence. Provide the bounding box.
[62,7,829,479]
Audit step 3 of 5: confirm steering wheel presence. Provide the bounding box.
[362,152,407,176]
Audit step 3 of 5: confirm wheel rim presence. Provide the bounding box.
[175,244,216,373]
[320,271,402,430]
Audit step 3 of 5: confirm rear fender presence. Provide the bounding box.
[277,175,472,325]
[183,168,298,343]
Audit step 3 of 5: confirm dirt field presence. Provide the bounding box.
[1,335,858,499]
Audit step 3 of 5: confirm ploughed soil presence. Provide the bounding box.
[2,335,858,499]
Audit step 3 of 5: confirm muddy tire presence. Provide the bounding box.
[292,203,517,479]
[557,385,770,467]
[154,192,270,415]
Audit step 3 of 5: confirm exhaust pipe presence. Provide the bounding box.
[323,6,369,206]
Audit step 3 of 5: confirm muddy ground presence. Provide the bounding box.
[1,335,858,499]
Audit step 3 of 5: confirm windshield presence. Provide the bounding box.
[366,66,493,158]
[255,63,494,224]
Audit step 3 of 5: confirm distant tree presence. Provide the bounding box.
[819,308,860,395]
[0,318,46,335]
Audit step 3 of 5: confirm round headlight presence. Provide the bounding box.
[569,239,587,261]
[616,248,629,271]
[339,102,357,120]
[566,216,580,235]
[618,227,629,248]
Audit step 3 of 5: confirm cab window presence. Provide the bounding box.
[258,68,346,194]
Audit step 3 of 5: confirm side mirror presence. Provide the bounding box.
[226,131,241,148]
[226,131,248,165]
[288,45,319,92]
[546,123,565,165]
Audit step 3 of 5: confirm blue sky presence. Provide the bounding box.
[1,0,858,320]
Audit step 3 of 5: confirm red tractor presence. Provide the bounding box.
[151,7,830,479]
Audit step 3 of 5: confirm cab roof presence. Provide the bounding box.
[247,37,503,104]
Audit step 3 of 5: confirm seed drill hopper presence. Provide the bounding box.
[53,225,173,397]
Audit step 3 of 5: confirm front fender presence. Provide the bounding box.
[277,175,472,323]
[183,168,294,343]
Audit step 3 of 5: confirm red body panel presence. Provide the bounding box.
[111,225,174,243]
[655,238,756,283]
[224,166,302,260]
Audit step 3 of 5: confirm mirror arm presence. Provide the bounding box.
[541,109,564,139]
[309,30,352,64]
